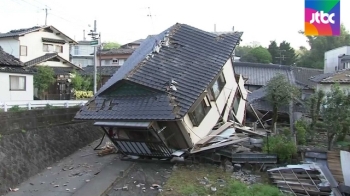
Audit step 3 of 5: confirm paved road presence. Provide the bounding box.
[5,138,133,196]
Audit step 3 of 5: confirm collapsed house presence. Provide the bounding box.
[74,23,247,159]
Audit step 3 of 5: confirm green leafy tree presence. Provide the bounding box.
[235,46,253,57]
[240,46,272,63]
[298,24,350,68]
[265,74,300,134]
[268,40,298,65]
[263,135,297,163]
[319,84,350,150]
[102,41,121,49]
[308,90,325,140]
[33,66,55,96]
[268,41,279,64]
[71,71,92,91]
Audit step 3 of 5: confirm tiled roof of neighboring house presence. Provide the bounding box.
[75,23,243,121]
[0,26,43,38]
[247,86,306,114]
[0,26,77,44]
[42,37,66,44]
[97,48,135,56]
[0,46,33,74]
[24,53,82,70]
[128,39,145,45]
[80,65,120,76]
[234,62,295,86]
[340,55,350,62]
[309,69,350,84]
[293,67,323,89]
[77,40,92,45]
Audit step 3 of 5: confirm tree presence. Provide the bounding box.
[308,90,325,140]
[33,66,55,97]
[102,41,121,49]
[268,41,279,64]
[265,74,300,134]
[279,41,298,65]
[240,46,272,63]
[298,24,350,68]
[71,71,92,91]
[268,40,298,65]
[235,46,253,57]
[319,84,350,150]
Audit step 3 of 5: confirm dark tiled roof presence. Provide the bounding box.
[80,66,120,76]
[77,40,92,45]
[42,37,66,44]
[247,87,305,114]
[75,23,243,121]
[98,48,135,56]
[24,53,81,70]
[0,26,43,38]
[30,66,74,75]
[309,69,350,84]
[234,62,295,86]
[293,67,323,89]
[0,46,33,74]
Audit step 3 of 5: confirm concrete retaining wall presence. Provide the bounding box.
[0,108,102,194]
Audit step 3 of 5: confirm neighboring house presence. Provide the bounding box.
[293,67,323,99]
[324,46,350,74]
[309,69,350,94]
[0,46,34,101]
[234,62,294,92]
[74,23,246,158]
[79,65,120,89]
[0,25,81,100]
[70,40,94,67]
[97,48,134,66]
[120,39,145,49]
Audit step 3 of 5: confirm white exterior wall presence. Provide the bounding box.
[19,31,71,62]
[0,72,33,101]
[324,46,350,74]
[316,83,350,94]
[71,44,94,56]
[0,38,20,58]
[181,58,247,144]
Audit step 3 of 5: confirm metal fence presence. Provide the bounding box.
[0,100,88,112]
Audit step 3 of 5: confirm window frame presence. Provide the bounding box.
[20,45,27,56]
[43,43,54,52]
[189,95,212,126]
[232,89,242,114]
[9,75,26,91]
[118,59,125,66]
[209,72,226,101]
[55,45,63,53]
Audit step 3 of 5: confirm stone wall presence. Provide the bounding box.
[0,108,102,194]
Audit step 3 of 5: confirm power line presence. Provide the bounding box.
[275,49,287,65]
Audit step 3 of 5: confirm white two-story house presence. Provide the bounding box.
[74,23,246,158]
[0,26,81,100]
[70,40,94,67]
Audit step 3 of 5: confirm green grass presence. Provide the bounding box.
[159,164,283,196]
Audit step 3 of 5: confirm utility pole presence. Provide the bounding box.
[275,49,286,65]
[88,20,100,94]
[43,6,51,25]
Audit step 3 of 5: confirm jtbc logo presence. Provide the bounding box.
[310,11,335,24]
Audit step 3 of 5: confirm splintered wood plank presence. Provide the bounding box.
[327,151,344,184]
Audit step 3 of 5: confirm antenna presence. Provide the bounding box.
[275,49,287,65]
[147,7,155,33]
[43,5,51,26]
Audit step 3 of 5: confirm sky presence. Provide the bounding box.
[0,0,349,50]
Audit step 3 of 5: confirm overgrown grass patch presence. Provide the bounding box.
[159,164,282,196]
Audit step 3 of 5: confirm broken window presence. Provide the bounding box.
[233,90,242,114]
[210,72,226,100]
[189,96,211,126]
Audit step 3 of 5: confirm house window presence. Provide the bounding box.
[55,45,63,53]
[9,75,26,91]
[20,45,27,56]
[210,72,226,100]
[112,59,118,64]
[119,59,125,66]
[43,44,54,52]
[189,96,211,126]
[232,91,242,114]
[74,46,79,55]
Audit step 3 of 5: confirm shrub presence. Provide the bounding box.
[8,105,21,112]
[295,120,308,145]
[74,91,93,99]
[263,135,297,163]
[222,181,283,196]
